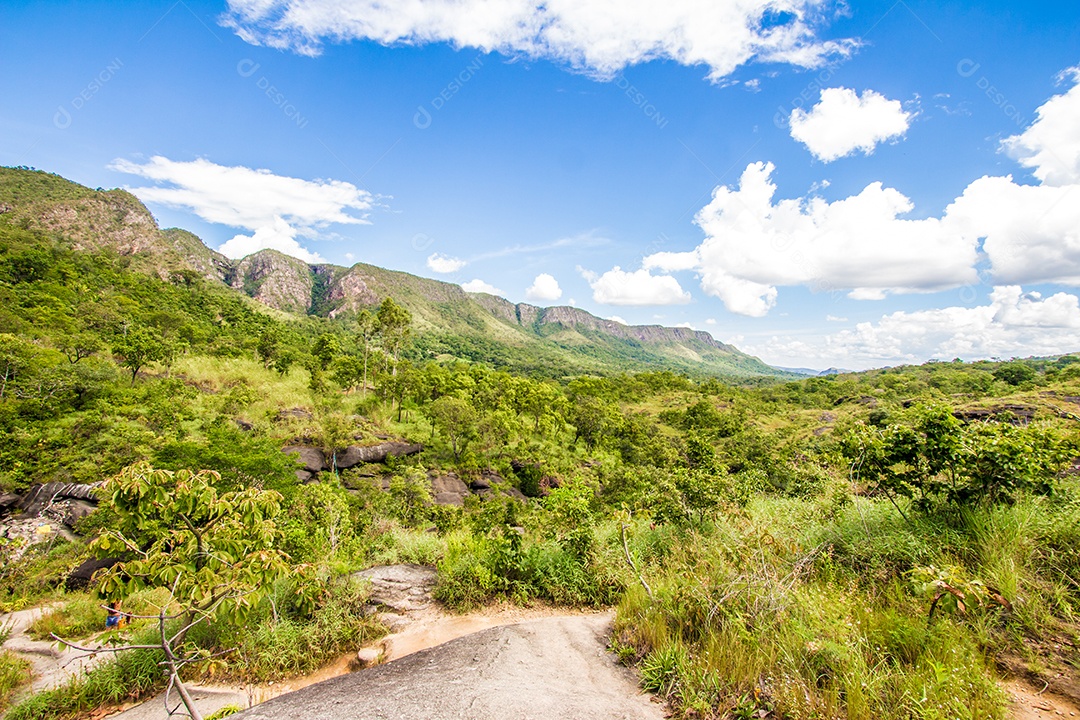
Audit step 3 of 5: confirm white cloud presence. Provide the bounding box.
[461,279,504,295]
[825,315,848,322]
[607,316,628,325]
[223,0,856,81]
[745,286,1080,369]
[643,251,698,272]
[946,175,1080,285]
[110,156,374,262]
[219,217,325,263]
[789,87,912,162]
[524,273,562,302]
[675,321,694,328]
[1002,67,1080,186]
[652,161,976,316]
[581,266,692,306]
[705,318,716,325]
[946,69,1080,285]
[427,253,467,273]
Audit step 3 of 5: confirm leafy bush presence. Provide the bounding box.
[27,595,104,641]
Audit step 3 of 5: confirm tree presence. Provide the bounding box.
[79,463,298,720]
[256,328,281,369]
[58,331,102,364]
[0,333,40,400]
[112,327,166,385]
[375,298,412,373]
[356,309,377,395]
[312,333,341,371]
[331,354,365,393]
[993,361,1036,387]
[429,395,477,461]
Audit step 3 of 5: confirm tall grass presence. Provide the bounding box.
[614,487,1080,719]
[0,651,32,712]
[5,625,165,720]
[26,595,106,641]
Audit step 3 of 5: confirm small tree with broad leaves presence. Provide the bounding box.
[54,463,310,720]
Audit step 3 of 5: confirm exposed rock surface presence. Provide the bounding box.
[354,564,438,621]
[233,613,664,720]
[231,249,314,314]
[17,482,100,515]
[0,606,105,692]
[65,557,122,591]
[429,473,470,506]
[468,294,738,350]
[335,442,423,469]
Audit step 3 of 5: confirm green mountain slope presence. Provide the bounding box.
[0,166,780,378]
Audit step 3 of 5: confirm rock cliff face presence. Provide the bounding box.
[0,169,231,282]
[324,266,381,318]
[231,250,314,314]
[468,299,737,351]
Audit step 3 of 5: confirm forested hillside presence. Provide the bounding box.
[0,167,777,380]
[1,166,1079,720]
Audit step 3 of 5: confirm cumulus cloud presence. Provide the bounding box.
[525,273,562,302]
[580,266,691,306]
[219,217,325,263]
[426,253,467,273]
[110,156,375,262]
[789,87,912,162]
[745,286,1080,369]
[222,0,856,81]
[1001,66,1080,186]
[461,279,504,295]
[650,161,977,316]
[607,316,628,325]
[946,175,1080,285]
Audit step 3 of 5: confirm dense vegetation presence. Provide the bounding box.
[1,171,1079,719]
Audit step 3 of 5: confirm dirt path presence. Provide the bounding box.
[1004,679,1080,719]
[1,606,103,693]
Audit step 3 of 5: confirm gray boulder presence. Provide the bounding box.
[282,446,327,473]
[335,442,423,469]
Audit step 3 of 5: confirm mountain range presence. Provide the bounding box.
[0,166,783,378]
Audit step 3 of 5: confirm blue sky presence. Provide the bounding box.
[3,0,1080,370]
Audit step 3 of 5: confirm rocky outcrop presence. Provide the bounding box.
[953,404,1037,425]
[324,267,380,318]
[65,557,121,591]
[430,473,470,506]
[336,442,423,468]
[284,442,424,481]
[354,564,437,617]
[232,249,314,314]
[16,482,100,516]
[464,294,739,352]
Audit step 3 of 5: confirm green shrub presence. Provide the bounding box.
[27,595,104,641]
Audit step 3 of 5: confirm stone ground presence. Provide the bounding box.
[233,613,665,720]
[1,605,102,692]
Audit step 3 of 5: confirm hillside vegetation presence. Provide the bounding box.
[0,166,777,380]
[1,166,1078,720]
